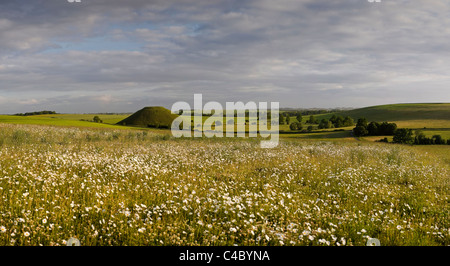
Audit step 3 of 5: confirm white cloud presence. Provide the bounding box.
[0,0,449,113]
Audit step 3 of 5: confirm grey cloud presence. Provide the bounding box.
[0,0,449,113]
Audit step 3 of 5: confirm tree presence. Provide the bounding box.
[327,120,333,128]
[292,122,303,131]
[343,116,354,127]
[318,119,333,129]
[296,114,302,123]
[286,115,291,125]
[432,135,445,145]
[307,125,313,132]
[334,116,344,128]
[367,121,379,136]
[356,117,368,128]
[393,128,413,144]
[353,117,369,136]
[318,119,327,129]
[290,122,302,131]
[307,115,317,124]
[353,126,368,137]
[279,114,286,125]
[378,122,397,135]
[329,115,344,128]
[93,116,102,123]
[329,115,338,125]
[414,130,426,144]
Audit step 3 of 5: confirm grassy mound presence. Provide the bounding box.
[117,106,177,128]
[338,103,450,122]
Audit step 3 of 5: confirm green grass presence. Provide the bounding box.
[46,114,130,125]
[411,145,450,166]
[0,114,136,129]
[283,103,450,131]
[281,129,354,140]
[420,129,450,140]
[336,103,450,128]
[0,124,448,246]
[117,106,177,128]
[0,105,447,247]
[2,103,450,144]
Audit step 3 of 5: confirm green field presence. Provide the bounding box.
[280,103,450,130]
[0,124,448,246]
[420,129,450,140]
[280,129,354,140]
[0,103,449,246]
[4,103,445,138]
[0,114,132,129]
[282,103,450,140]
[336,103,450,129]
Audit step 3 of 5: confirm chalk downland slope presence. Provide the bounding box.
[117,106,177,128]
[338,103,450,128]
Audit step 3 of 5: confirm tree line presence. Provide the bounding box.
[282,113,355,131]
[413,130,449,145]
[353,117,450,145]
[14,110,57,116]
[392,129,450,145]
[352,118,397,137]
[318,115,354,129]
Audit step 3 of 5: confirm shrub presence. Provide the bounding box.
[289,122,302,131]
[377,137,389,143]
[93,116,103,123]
[393,128,413,144]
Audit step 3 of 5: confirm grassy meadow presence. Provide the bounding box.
[0,103,449,246]
[0,114,131,129]
[338,103,450,124]
[0,123,448,246]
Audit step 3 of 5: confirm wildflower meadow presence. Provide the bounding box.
[0,124,448,246]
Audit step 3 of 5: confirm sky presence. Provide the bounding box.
[0,0,450,113]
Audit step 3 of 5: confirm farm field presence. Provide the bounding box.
[0,123,448,246]
[0,114,131,129]
[338,103,450,123]
[281,103,450,140]
[420,129,450,140]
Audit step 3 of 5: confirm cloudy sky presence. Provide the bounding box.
[0,0,449,113]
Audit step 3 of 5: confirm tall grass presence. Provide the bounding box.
[0,124,448,246]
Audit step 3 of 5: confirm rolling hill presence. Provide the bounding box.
[0,114,132,129]
[336,103,450,128]
[117,106,177,128]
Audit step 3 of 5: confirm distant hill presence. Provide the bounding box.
[117,106,177,128]
[337,103,450,123]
